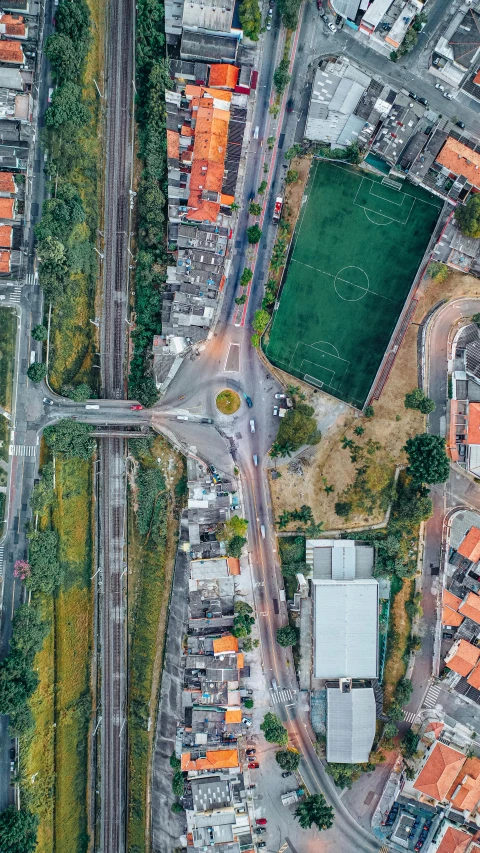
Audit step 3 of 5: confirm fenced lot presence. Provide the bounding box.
[264,161,442,408]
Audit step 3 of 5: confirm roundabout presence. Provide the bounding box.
[215,389,241,415]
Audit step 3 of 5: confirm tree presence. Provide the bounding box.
[404,433,450,486]
[244,698,254,709]
[258,180,267,194]
[285,170,299,184]
[273,58,291,95]
[55,0,91,52]
[31,324,47,341]
[45,32,83,81]
[171,801,184,813]
[13,560,30,581]
[473,313,480,326]
[10,604,47,662]
[401,729,419,758]
[260,712,288,745]
[285,143,301,161]
[326,763,364,789]
[392,478,432,528]
[276,748,300,771]
[239,0,261,40]
[27,362,47,382]
[277,403,319,451]
[249,201,262,216]
[44,419,95,460]
[170,752,181,769]
[383,721,398,739]
[388,702,404,721]
[251,333,261,348]
[428,261,448,283]
[278,0,301,29]
[227,535,246,557]
[61,382,92,402]
[240,268,253,287]
[217,516,248,541]
[294,793,334,831]
[404,388,435,415]
[413,10,427,30]
[276,624,297,647]
[172,770,185,797]
[455,194,480,238]
[133,374,158,408]
[0,806,38,853]
[252,309,270,333]
[395,677,413,705]
[364,405,374,418]
[45,81,90,130]
[247,224,262,244]
[27,529,62,594]
[231,611,255,637]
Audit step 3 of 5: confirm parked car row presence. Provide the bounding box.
[415,820,432,851]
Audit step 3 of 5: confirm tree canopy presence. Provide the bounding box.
[45,82,91,130]
[294,793,334,831]
[31,324,48,341]
[44,419,95,460]
[277,0,301,29]
[239,0,261,40]
[0,806,39,853]
[455,194,480,238]
[404,433,450,485]
[404,388,435,415]
[27,529,62,594]
[276,624,297,647]
[276,403,319,451]
[275,748,300,771]
[247,224,262,244]
[27,362,47,382]
[273,58,291,95]
[260,712,288,745]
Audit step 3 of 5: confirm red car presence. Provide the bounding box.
[131,404,143,410]
[256,818,267,825]
[248,762,259,769]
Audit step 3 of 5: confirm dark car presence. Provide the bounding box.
[256,827,266,834]
[408,91,418,100]
[443,631,453,639]
[248,762,260,769]
[244,394,253,408]
[246,748,256,756]
[201,417,213,424]
[9,747,15,760]
[281,771,292,778]
[418,97,429,106]
[209,464,217,475]
[286,98,294,113]
[456,120,466,129]
[258,844,267,849]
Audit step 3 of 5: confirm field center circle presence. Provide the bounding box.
[334,266,370,302]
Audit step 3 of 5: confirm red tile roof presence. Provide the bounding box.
[0,14,26,37]
[436,826,474,853]
[414,742,466,801]
[424,721,444,739]
[209,64,239,90]
[445,639,480,677]
[437,138,480,190]
[0,173,15,194]
[0,198,14,219]
[213,635,238,655]
[181,748,239,771]
[0,249,10,272]
[458,526,480,562]
[459,591,480,624]
[166,130,179,159]
[447,757,480,813]
[0,225,12,247]
[0,40,24,63]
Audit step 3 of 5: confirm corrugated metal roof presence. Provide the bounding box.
[332,545,356,580]
[326,687,376,762]
[313,580,379,678]
[336,113,365,148]
[331,0,361,20]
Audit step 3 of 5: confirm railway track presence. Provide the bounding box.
[98,0,134,849]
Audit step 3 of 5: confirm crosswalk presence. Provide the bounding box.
[9,444,36,457]
[0,544,4,579]
[25,273,34,287]
[403,711,417,724]
[423,682,442,709]
[271,687,297,705]
[9,286,22,303]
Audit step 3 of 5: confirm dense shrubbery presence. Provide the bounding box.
[0,603,48,735]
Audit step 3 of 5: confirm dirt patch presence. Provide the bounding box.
[282,155,312,231]
[269,269,477,529]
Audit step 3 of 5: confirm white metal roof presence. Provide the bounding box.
[313,579,379,678]
[362,0,395,29]
[327,687,376,763]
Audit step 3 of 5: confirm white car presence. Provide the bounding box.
[328,21,337,31]
[268,7,273,14]
[266,21,271,28]
[274,392,286,399]
[273,406,278,416]
[443,91,453,99]
[250,419,255,433]
[435,83,444,91]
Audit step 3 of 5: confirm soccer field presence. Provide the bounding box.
[264,161,442,408]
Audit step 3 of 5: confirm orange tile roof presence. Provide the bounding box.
[444,590,463,611]
[0,40,24,63]
[414,742,466,801]
[447,756,480,812]
[475,70,480,85]
[468,662,480,689]
[221,193,235,206]
[213,635,238,655]
[458,525,480,561]
[436,827,473,853]
[0,14,26,36]
[237,652,244,669]
[185,201,220,223]
[227,557,240,576]
[189,159,223,196]
[209,64,239,90]
[425,721,444,739]
[225,708,242,723]
[0,249,10,272]
[0,172,15,194]
[437,138,480,190]
[445,639,480,677]
[460,592,480,624]
[443,605,465,627]
[181,748,239,771]
[469,404,480,447]
[0,225,12,247]
[0,198,14,219]
[167,130,179,159]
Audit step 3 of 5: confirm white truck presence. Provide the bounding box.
[281,788,304,807]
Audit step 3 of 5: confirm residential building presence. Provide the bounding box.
[359,0,423,53]
[0,13,27,38]
[444,638,480,677]
[436,138,480,192]
[430,824,480,853]
[308,538,379,679]
[304,59,379,148]
[410,739,480,822]
[326,682,376,763]
[0,39,24,64]
[430,7,480,90]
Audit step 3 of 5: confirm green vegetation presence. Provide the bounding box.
[44,419,95,460]
[243,698,254,709]
[217,516,248,557]
[316,142,362,164]
[249,201,262,216]
[276,748,300,771]
[264,161,442,407]
[172,771,185,797]
[260,712,288,745]
[326,762,374,789]
[285,170,299,184]
[240,268,253,287]
[404,433,450,485]
[276,624,297,647]
[252,309,270,333]
[215,389,241,415]
[239,0,261,39]
[428,261,449,283]
[27,362,47,382]
[247,224,262,244]
[294,794,334,831]
[258,180,267,194]
[61,382,92,402]
[127,436,186,852]
[32,324,48,341]
[0,308,16,412]
[404,388,435,414]
[0,604,47,733]
[334,437,394,519]
[273,58,291,95]
[40,0,100,394]
[277,0,301,29]
[0,806,39,853]
[273,403,319,454]
[232,601,255,638]
[456,194,480,238]
[401,728,420,757]
[276,505,323,536]
[278,536,306,599]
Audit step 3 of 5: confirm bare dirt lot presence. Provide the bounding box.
[269,269,479,530]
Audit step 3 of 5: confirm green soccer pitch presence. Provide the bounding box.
[264,160,442,408]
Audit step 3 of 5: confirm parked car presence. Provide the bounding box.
[256,827,266,834]
[9,761,14,773]
[418,97,429,106]
[408,91,418,100]
[209,464,217,475]
[273,406,279,416]
[201,417,213,423]
[274,393,286,399]
[243,717,252,727]
[281,771,292,778]
[9,747,15,761]
[456,120,466,129]
[268,7,273,14]
[131,404,143,410]
[435,83,444,91]
[443,631,454,639]
[248,783,257,790]
[443,91,453,99]
[327,21,337,31]
[244,394,253,408]
[266,21,271,29]
[246,748,256,756]
[256,818,267,825]
[258,843,267,849]
[248,762,260,769]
